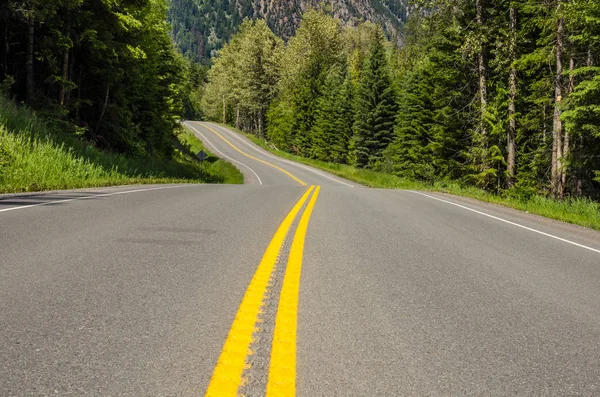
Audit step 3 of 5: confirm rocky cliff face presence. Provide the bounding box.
[256,0,406,38]
[169,0,407,61]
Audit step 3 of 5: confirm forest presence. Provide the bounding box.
[201,1,600,200]
[1,0,599,201]
[0,0,207,160]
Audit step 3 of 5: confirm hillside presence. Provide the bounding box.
[168,0,407,62]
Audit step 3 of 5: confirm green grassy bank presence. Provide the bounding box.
[221,124,600,231]
[177,130,243,184]
[0,98,242,194]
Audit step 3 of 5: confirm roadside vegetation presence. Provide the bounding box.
[0,98,241,194]
[0,0,244,193]
[177,129,243,184]
[227,124,600,231]
[202,8,600,202]
[200,6,600,231]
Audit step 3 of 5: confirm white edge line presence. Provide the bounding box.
[409,190,600,255]
[185,122,263,185]
[0,185,186,213]
[206,122,354,188]
[211,122,353,187]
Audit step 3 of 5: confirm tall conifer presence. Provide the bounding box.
[352,28,397,168]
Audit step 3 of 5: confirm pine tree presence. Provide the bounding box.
[331,71,354,163]
[352,28,397,169]
[562,0,600,195]
[389,58,438,181]
[387,12,470,182]
[310,64,352,162]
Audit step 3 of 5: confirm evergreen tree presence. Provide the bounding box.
[352,28,397,169]
[194,1,600,199]
[331,72,355,163]
[562,0,600,195]
[201,19,283,135]
[387,11,470,182]
[310,64,352,162]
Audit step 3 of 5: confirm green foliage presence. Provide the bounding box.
[561,0,600,194]
[270,11,346,155]
[167,0,408,63]
[311,65,353,163]
[201,19,283,136]
[181,62,209,120]
[352,28,397,169]
[201,2,600,202]
[2,0,187,158]
[0,96,230,192]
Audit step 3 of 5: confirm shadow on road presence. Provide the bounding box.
[0,191,110,208]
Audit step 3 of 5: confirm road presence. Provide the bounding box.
[1,121,600,396]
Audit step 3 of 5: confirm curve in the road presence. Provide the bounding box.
[185,123,263,185]
[207,123,355,188]
[194,123,307,186]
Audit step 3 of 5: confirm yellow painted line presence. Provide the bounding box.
[205,186,315,397]
[267,186,321,397]
[197,122,307,186]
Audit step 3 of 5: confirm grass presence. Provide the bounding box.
[0,97,242,194]
[220,123,600,231]
[177,130,243,184]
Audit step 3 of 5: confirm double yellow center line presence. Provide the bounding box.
[205,185,321,397]
[197,123,307,186]
[267,186,320,396]
[195,122,317,395]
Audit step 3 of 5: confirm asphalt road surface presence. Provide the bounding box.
[2,121,600,396]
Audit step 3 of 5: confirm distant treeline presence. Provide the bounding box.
[0,0,204,158]
[201,2,600,200]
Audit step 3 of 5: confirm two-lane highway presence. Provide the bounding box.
[184,122,354,188]
[2,122,600,396]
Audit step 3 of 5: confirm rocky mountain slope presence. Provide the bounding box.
[168,0,407,61]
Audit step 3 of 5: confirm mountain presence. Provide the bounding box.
[168,0,407,62]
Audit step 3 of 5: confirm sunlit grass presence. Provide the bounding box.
[0,97,241,194]
[224,124,600,231]
[177,130,244,184]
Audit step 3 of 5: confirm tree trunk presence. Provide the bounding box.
[96,85,110,133]
[59,18,72,105]
[75,68,82,124]
[26,14,35,104]
[2,10,8,80]
[475,0,489,177]
[507,4,517,188]
[258,110,264,139]
[66,53,75,105]
[222,95,226,124]
[235,106,240,130]
[476,0,487,139]
[551,12,564,198]
[559,56,574,198]
[59,49,69,105]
